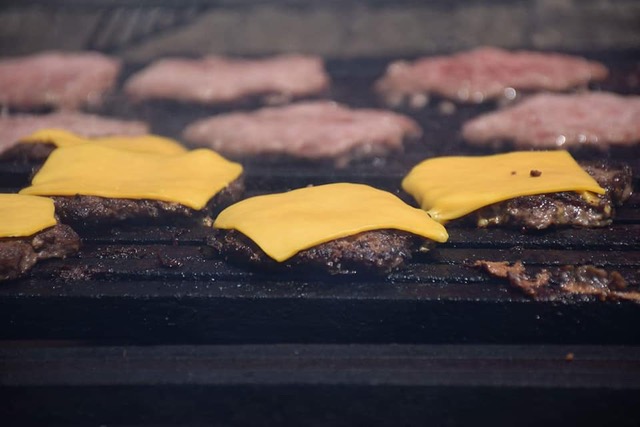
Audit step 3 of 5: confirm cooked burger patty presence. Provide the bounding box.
[0,241,37,281]
[472,161,633,230]
[207,228,428,275]
[0,224,80,281]
[52,176,244,227]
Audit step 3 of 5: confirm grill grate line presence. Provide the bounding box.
[23,240,639,287]
[0,53,638,314]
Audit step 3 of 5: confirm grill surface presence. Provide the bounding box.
[1,52,640,425]
[1,52,639,345]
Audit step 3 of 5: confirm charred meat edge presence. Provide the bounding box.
[52,176,244,227]
[474,260,639,302]
[0,224,80,281]
[471,161,633,230]
[207,228,433,275]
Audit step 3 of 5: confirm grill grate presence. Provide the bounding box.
[0,53,639,345]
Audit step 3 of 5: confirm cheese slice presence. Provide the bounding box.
[20,129,187,155]
[0,194,57,238]
[402,151,606,223]
[214,183,449,262]
[20,144,242,210]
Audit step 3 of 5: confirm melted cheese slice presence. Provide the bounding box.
[214,183,449,262]
[0,194,57,238]
[20,129,187,155]
[20,144,242,210]
[402,151,606,222]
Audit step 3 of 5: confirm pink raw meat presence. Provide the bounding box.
[375,47,608,106]
[182,101,421,166]
[0,112,149,154]
[0,51,121,110]
[462,92,640,149]
[125,55,330,105]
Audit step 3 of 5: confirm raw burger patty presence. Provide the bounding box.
[124,55,329,105]
[462,92,640,149]
[0,112,149,157]
[375,47,608,106]
[182,101,421,165]
[0,51,121,110]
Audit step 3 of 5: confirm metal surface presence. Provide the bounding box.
[2,344,640,425]
[1,53,639,424]
[1,54,639,346]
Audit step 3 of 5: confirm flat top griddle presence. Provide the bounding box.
[1,52,640,426]
[1,51,639,345]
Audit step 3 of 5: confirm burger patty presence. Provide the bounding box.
[472,161,633,230]
[0,111,149,159]
[0,51,121,111]
[0,224,80,281]
[182,101,422,167]
[124,55,329,106]
[207,229,429,275]
[375,47,608,107]
[462,92,640,150]
[51,177,244,227]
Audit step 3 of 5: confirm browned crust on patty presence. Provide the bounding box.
[207,228,430,275]
[471,161,633,230]
[0,142,56,162]
[0,224,81,281]
[474,260,639,302]
[51,176,244,227]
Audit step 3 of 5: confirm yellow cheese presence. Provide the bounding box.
[20,129,187,155]
[0,194,57,238]
[402,151,606,223]
[20,144,242,210]
[214,183,449,262]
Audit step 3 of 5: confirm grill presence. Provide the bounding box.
[1,1,640,424]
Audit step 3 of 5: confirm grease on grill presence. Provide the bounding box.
[57,264,97,281]
[474,260,640,302]
[157,253,184,269]
[0,54,637,299]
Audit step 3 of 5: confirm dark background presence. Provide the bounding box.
[1,0,639,59]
